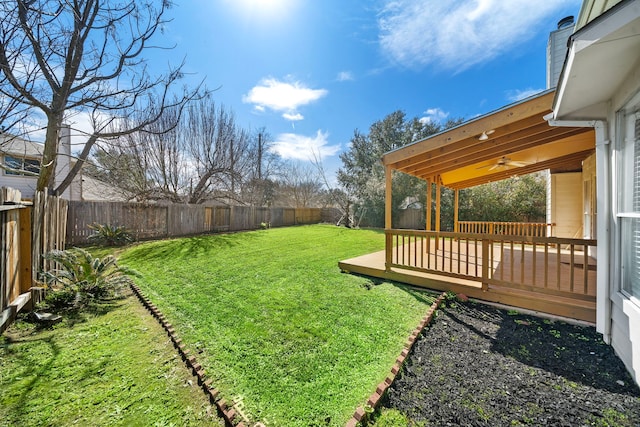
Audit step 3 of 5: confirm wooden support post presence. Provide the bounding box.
[435,177,441,233]
[385,165,393,271]
[454,189,459,233]
[385,165,392,230]
[425,178,432,231]
[435,177,441,250]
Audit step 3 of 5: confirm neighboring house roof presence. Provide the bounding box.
[0,133,43,158]
[1,132,129,202]
[80,175,130,202]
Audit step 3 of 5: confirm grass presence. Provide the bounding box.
[0,294,221,427]
[119,224,436,426]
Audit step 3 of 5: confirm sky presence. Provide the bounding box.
[112,0,582,181]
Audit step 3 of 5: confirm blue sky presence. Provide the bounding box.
[150,0,581,180]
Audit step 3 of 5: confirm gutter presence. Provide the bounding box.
[545,114,612,344]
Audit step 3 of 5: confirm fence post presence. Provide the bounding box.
[18,207,32,294]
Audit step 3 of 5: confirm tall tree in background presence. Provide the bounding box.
[277,161,323,208]
[88,97,252,204]
[239,128,281,206]
[0,0,202,194]
[338,110,461,227]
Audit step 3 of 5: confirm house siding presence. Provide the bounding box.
[550,172,583,238]
[0,172,39,199]
[608,76,640,385]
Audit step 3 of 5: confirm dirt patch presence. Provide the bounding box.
[381,300,640,426]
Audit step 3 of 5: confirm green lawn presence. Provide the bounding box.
[0,294,222,427]
[120,225,436,426]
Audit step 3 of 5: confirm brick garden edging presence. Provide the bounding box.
[130,281,450,427]
[345,291,449,427]
[129,283,251,427]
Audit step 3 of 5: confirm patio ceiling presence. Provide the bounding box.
[383,90,595,190]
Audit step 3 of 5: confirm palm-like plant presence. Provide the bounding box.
[87,223,134,246]
[41,248,139,309]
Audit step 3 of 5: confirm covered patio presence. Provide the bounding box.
[340,90,598,322]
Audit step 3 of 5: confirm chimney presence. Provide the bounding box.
[546,16,575,89]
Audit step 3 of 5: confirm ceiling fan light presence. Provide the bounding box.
[478,129,494,141]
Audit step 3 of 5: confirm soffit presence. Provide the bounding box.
[383,90,595,190]
[553,0,640,120]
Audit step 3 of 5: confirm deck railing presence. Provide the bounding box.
[457,221,555,237]
[385,229,596,303]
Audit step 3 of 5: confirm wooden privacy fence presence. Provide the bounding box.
[67,201,336,245]
[1,188,67,333]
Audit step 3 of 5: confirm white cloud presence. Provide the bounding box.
[506,87,544,102]
[336,71,354,82]
[419,107,449,124]
[243,77,328,122]
[283,112,304,121]
[378,0,578,71]
[271,130,340,161]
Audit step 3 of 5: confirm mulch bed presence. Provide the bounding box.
[380,300,640,426]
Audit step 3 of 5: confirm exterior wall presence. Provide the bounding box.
[582,153,597,240]
[0,171,38,200]
[549,172,583,238]
[608,91,640,385]
[547,21,574,89]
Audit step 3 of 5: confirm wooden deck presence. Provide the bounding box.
[339,233,597,323]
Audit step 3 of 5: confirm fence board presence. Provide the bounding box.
[66,201,339,245]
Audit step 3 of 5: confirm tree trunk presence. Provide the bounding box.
[36,116,62,193]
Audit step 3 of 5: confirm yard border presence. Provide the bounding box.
[129,283,255,427]
[345,291,449,427]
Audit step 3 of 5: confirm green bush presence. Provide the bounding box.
[87,223,134,246]
[41,248,139,310]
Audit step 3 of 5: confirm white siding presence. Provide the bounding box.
[550,172,583,238]
[0,174,38,199]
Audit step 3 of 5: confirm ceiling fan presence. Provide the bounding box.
[477,156,532,171]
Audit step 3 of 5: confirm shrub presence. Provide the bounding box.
[41,248,139,310]
[87,223,134,246]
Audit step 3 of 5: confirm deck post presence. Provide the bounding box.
[435,176,441,250]
[426,178,432,231]
[385,165,392,271]
[454,189,459,233]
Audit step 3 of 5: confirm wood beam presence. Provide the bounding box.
[391,115,553,172]
[446,149,595,189]
[435,177,441,233]
[454,189,459,233]
[426,178,432,231]
[383,91,556,165]
[385,165,392,229]
[404,127,589,179]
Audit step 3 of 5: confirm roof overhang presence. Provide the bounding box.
[383,90,595,190]
[553,0,640,120]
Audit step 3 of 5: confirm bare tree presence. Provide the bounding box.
[238,128,281,206]
[182,98,250,204]
[277,161,324,208]
[0,0,203,194]
[89,97,252,204]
